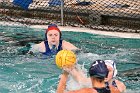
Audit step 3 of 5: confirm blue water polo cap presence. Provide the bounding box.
[89,60,109,79]
[48,24,58,28]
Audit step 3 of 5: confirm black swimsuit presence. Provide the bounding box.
[94,86,111,93]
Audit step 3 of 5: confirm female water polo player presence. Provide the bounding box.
[29,24,79,56]
[60,60,126,93]
[57,60,121,93]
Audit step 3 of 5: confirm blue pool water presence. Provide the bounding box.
[0,25,140,93]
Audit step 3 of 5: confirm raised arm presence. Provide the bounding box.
[56,71,69,93]
[63,66,91,88]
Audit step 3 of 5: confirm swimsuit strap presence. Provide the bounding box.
[93,86,111,93]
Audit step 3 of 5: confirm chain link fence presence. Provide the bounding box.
[0,0,140,33]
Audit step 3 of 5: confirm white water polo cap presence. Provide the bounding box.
[104,60,117,78]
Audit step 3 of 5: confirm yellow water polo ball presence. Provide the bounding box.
[55,50,76,68]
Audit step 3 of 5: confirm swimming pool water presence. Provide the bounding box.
[0,25,140,93]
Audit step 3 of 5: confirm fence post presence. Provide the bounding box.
[60,0,64,26]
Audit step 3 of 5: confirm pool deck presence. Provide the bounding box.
[0,21,139,39]
[30,25,140,39]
